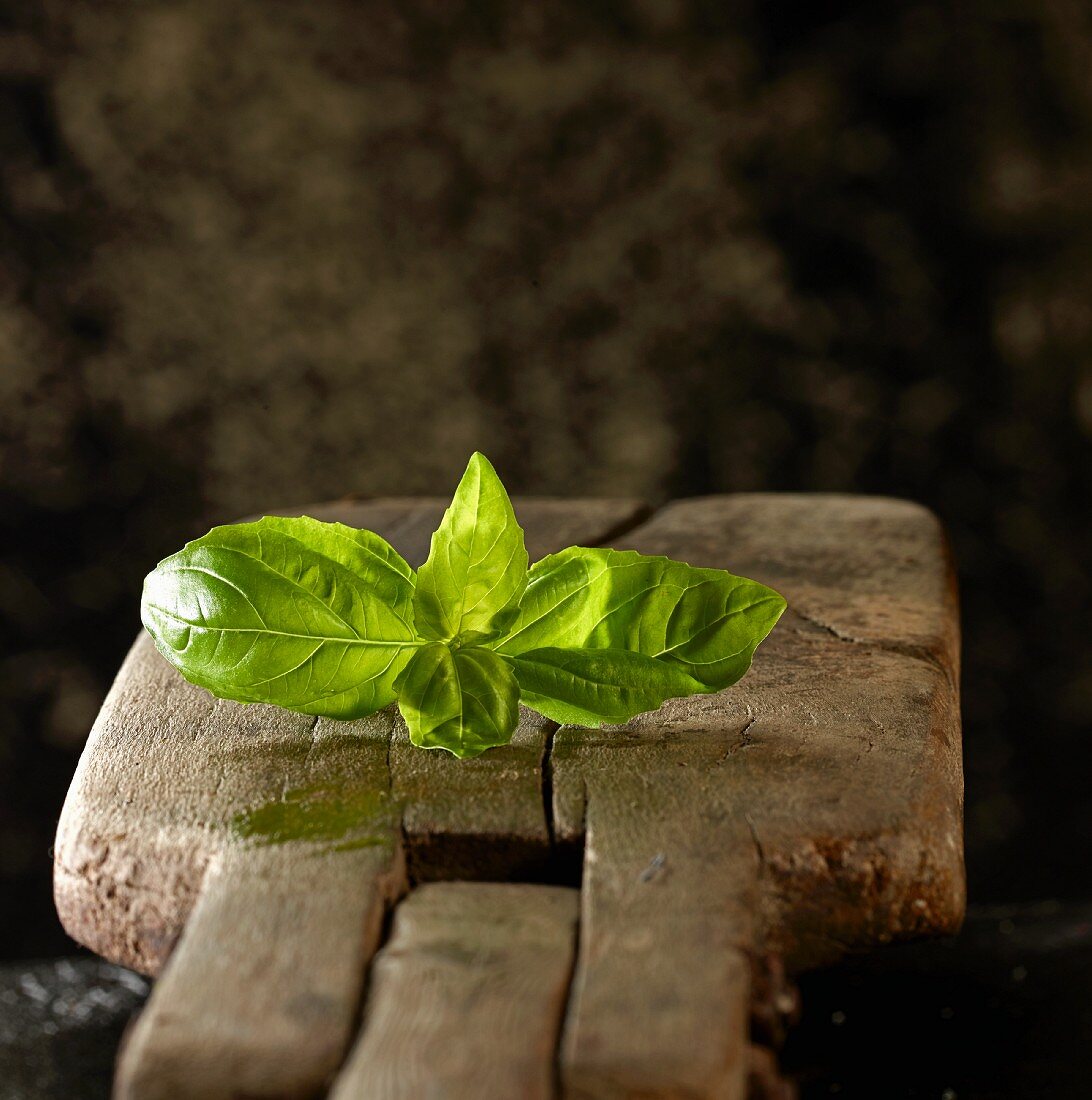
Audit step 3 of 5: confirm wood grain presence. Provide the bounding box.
[332,883,578,1099]
[53,634,401,975]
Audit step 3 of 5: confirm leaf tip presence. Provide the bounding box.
[465,450,499,481]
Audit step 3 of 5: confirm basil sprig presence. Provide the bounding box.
[142,453,786,758]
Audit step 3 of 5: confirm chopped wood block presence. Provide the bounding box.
[53,492,963,1100]
[331,883,578,1100]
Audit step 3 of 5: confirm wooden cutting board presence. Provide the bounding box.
[54,494,963,1100]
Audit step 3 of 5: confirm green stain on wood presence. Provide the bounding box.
[230,784,391,847]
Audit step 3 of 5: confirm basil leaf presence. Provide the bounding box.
[495,547,786,690]
[505,646,706,727]
[258,515,415,599]
[141,516,419,719]
[413,452,528,644]
[396,642,519,758]
[140,452,788,758]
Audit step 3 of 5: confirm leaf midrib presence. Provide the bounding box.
[146,604,426,648]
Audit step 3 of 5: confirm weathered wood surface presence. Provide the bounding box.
[114,842,403,1100]
[591,494,964,965]
[332,883,578,1100]
[559,744,758,1100]
[54,497,644,1100]
[549,494,963,1094]
[53,492,963,1100]
[54,496,643,973]
[389,710,556,882]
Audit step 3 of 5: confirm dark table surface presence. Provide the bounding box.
[2,902,1088,1100]
[0,957,147,1100]
[785,900,1092,1099]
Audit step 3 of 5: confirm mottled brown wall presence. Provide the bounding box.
[1,1,1090,955]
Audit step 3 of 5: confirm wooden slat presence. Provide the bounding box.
[331,883,578,1099]
[114,841,403,1100]
[608,494,964,965]
[557,734,758,1100]
[63,641,404,1099]
[551,494,963,1096]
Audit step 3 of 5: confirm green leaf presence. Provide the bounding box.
[495,547,786,691]
[413,452,528,644]
[396,642,519,758]
[141,516,420,719]
[504,646,707,727]
[140,452,787,758]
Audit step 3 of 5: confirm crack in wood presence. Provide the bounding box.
[301,714,321,770]
[791,605,956,690]
[720,711,757,763]
[540,721,560,853]
[552,893,583,1100]
[745,813,767,874]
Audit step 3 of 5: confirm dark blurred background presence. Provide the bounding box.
[1,0,1089,969]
